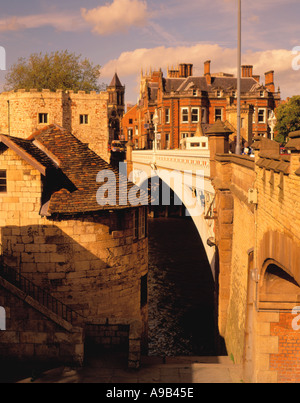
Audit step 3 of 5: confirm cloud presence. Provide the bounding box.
[81,0,149,36]
[101,44,300,99]
[0,13,87,33]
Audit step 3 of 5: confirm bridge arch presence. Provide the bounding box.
[130,167,217,278]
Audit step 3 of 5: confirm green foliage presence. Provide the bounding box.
[275,96,300,143]
[5,50,103,92]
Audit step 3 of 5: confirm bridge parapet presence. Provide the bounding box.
[132,149,211,178]
[213,132,300,383]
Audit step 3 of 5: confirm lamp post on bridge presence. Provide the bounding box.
[236,0,242,155]
[152,108,159,166]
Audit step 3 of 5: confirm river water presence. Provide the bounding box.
[147,216,217,357]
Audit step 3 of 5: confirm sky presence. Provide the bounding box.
[0,0,299,105]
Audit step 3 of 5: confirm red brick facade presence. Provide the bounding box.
[270,312,300,383]
[122,61,281,150]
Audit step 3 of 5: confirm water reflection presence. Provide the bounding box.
[148,217,216,357]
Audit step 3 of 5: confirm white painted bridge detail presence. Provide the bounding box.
[131,149,216,277]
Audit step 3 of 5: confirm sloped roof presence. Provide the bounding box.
[164,76,260,94]
[109,73,123,88]
[0,125,148,215]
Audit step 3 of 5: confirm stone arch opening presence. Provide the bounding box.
[262,260,300,296]
[139,174,221,357]
[135,171,216,275]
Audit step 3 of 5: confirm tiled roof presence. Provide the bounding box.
[0,134,56,170]
[164,76,259,94]
[1,125,149,215]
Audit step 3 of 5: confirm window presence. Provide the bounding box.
[133,210,139,240]
[141,274,148,308]
[165,108,170,124]
[38,113,48,124]
[165,133,170,149]
[260,91,264,97]
[201,108,207,123]
[80,114,89,125]
[217,91,222,98]
[133,207,147,240]
[128,129,133,140]
[181,133,189,139]
[253,108,256,123]
[129,118,133,124]
[215,108,222,121]
[193,89,197,96]
[0,170,6,193]
[139,207,146,239]
[191,108,199,123]
[181,108,189,123]
[191,142,200,147]
[258,109,266,123]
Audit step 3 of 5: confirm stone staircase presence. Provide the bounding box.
[0,259,84,327]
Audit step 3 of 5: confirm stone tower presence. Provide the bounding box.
[107,73,125,142]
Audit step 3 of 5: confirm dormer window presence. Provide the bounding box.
[217,90,222,98]
[260,91,264,97]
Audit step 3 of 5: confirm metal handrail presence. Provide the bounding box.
[0,260,83,326]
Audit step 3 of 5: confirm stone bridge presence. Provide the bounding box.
[129,147,216,276]
[128,121,300,384]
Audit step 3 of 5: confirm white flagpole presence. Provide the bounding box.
[236,0,242,155]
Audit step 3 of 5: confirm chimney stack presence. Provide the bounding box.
[187,64,193,77]
[241,65,253,78]
[179,63,186,78]
[204,60,211,85]
[265,70,275,93]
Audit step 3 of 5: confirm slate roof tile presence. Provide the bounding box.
[1,125,149,215]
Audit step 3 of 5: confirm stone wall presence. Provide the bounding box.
[0,146,148,366]
[0,89,109,161]
[0,276,84,365]
[213,155,255,364]
[250,140,300,383]
[213,136,300,383]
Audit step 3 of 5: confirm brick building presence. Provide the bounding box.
[122,61,281,150]
[0,124,148,368]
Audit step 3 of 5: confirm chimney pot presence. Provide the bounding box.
[204,60,211,85]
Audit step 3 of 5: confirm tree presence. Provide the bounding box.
[275,96,300,144]
[5,50,103,92]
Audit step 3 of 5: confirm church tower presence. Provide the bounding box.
[107,73,125,142]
